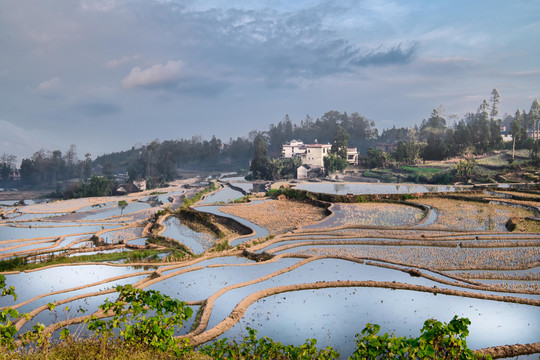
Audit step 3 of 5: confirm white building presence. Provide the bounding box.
[302,144,332,168]
[346,148,359,165]
[282,140,306,158]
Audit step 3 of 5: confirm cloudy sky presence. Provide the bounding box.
[1,0,539,162]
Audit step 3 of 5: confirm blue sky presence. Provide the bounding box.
[1,0,539,162]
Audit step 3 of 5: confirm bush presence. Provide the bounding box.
[351,316,490,359]
[85,285,193,356]
[200,327,340,359]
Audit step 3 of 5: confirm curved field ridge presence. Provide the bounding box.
[1,183,539,358]
[183,279,540,346]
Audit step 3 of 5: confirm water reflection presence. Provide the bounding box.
[162,217,216,254]
[219,287,540,357]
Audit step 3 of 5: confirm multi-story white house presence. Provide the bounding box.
[346,148,359,165]
[302,144,332,168]
[283,141,359,169]
[281,140,306,158]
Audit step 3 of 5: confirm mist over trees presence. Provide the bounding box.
[2,89,539,191]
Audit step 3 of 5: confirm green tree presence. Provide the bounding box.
[365,148,389,169]
[83,153,92,180]
[529,98,540,145]
[489,88,501,120]
[351,316,487,360]
[330,125,350,159]
[19,158,35,185]
[118,200,128,216]
[394,140,423,164]
[75,176,114,198]
[250,136,272,180]
[271,157,302,179]
[455,156,476,182]
[0,154,16,183]
[86,285,193,356]
[323,154,349,174]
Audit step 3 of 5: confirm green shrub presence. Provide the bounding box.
[200,327,340,359]
[351,316,490,359]
[85,285,193,356]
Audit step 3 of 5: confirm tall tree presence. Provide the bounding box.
[489,89,501,120]
[530,98,540,143]
[478,99,490,116]
[0,154,16,182]
[64,144,78,179]
[250,136,272,180]
[330,125,350,159]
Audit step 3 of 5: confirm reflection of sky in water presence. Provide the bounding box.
[19,293,111,334]
[4,213,71,221]
[207,259,443,329]
[218,287,540,357]
[200,187,244,204]
[100,227,144,244]
[0,240,55,254]
[0,224,110,242]
[162,217,216,254]
[1,265,145,307]
[15,274,149,314]
[230,182,253,193]
[159,256,254,275]
[295,183,472,195]
[196,203,269,246]
[146,258,302,302]
[79,201,153,220]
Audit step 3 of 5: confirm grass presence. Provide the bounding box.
[0,338,212,360]
[508,217,540,233]
[181,182,219,209]
[362,170,397,182]
[400,166,441,174]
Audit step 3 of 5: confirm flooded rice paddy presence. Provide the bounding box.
[1,182,539,357]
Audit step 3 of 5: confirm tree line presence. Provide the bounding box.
[1,89,538,189]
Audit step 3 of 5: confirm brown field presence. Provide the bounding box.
[219,199,327,234]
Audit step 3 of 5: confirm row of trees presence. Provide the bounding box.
[375,91,540,166]
[2,90,538,188]
[1,146,93,187]
[265,111,377,157]
[93,136,254,188]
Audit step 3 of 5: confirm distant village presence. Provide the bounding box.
[281,140,358,179]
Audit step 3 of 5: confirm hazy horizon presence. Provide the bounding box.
[1,0,539,162]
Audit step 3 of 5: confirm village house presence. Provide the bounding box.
[281,140,306,158]
[116,179,146,195]
[302,144,332,168]
[346,148,359,165]
[282,141,359,173]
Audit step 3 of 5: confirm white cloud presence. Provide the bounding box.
[37,76,61,92]
[80,0,123,12]
[105,55,140,68]
[121,60,183,89]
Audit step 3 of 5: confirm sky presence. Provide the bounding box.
[1,0,539,163]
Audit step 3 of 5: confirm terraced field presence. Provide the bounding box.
[1,182,539,358]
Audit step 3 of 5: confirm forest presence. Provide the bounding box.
[1,90,539,192]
